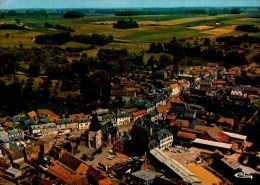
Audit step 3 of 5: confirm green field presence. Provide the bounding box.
[0,13,259,49]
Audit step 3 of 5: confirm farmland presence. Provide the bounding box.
[0,12,259,48]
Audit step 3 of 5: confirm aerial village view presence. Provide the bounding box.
[0,0,259,184]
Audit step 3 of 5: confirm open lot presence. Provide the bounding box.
[163,147,221,185]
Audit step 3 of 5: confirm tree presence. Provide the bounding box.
[5,33,9,38]
[129,124,150,156]
[156,43,163,53]
[203,38,211,46]
[149,43,156,53]
[230,8,240,14]
[64,11,84,18]
[28,62,40,77]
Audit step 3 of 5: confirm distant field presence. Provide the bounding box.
[0,13,259,48]
[201,25,236,36]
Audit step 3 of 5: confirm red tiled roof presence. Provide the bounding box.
[132,110,147,117]
[48,115,60,122]
[47,161,87,184]
[166,115,176,120]
[178,80,185,84]
[87,166,105,181]
[124,108,139,113]
[171,96,182,103]
[99,178,113,185]
[37,109,57,116]
[0,159,10,170]
[28,111,37,118]
[177,131,196,140]
[69,113,85,119]
[170,83,179,89]
[194,125,211,132]
[207,127,229,142]
[156,103,171,113]
[59,152,82,171]
[175,120,189,127]
[218,117,234,126]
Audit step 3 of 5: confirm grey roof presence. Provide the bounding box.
[157,129,172,140]
[30,123,57,129]
[148,111,159,118]
[117,113,130,118]
[96,109,110,115]
[131,170,161,181]
[0,131,9,142]
[8,129,20,135]
[150,148,201,184]
[220,157,240,171]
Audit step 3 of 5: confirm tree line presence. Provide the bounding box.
[44,22,75,32]
[35,32,113,46]
[63,11,84,18]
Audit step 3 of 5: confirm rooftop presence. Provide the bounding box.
[177,131,196,140]
[193,138,232,149]
[131,170,162,181]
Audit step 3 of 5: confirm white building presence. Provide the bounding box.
[157,129,173,149]
[30,123,57,136]
[116,113,131,126]
[170,83,181,96]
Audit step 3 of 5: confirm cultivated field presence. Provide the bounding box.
[201,25,236,36]
[0,12,259,47]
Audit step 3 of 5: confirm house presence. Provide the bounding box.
[0,159,22,179]
[152,96,166,107]
[174,119,189,128]
[132,110,147,122]
[37,139,53,155]
[7,129,23,141]
[135,101,156,113]
[223,131,247,146]
[130,170,162,185]
[116,113,131,126]
[111,89,137,102]
[37,109,57,118]
[242,86,260,97]
[170,83,181,96]
[157,129,173,149]
[217,117,235,129]
[27,111,38,121]
[87,166,113,185]
[47,151,89,185]
[165,115,177,127]
[24,144,40,162]
[10,150,24,164]
[176,131,196,147]
[156,103,171,119]
[200,126,229,143]
[0,130,9,143]
[78,118,91,130]
[147,111,159,123]
[231,87,244,97]
[55,118,79,132]
[29,123,57,137]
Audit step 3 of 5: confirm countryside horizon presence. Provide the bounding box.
[0,0,259,9]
